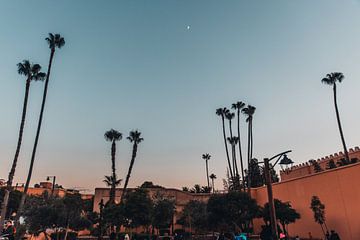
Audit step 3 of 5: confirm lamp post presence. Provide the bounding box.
[46,176,56,196]
[261,150,293,240]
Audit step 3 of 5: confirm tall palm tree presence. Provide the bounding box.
[104,129,122,204]
[0,61,46,230]
[232,101,246,191]
[242,105,256,192]
[216,108,233,180]
[17,33,65,221]
[202,153,211,188]
[225,112,237,177]
[209,173,217,193]
[120,130,144,203]
[322,72,350,162]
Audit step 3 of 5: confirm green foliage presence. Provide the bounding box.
[103,203,125,227]
[22,193,93,234]
[261,199,300,234]
[140,181,164,189]
[178,200,208,233]
[123,188,153,228]
[310,196,326,225]
[152,197,175,230]
[187,184,211,193]
[207,191,260,232]
[0,189,22,218]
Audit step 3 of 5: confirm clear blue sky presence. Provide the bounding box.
[1,0,360,192]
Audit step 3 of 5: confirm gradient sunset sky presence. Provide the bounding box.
[1,0,360,192]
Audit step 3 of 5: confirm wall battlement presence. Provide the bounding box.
[280,146,360,181]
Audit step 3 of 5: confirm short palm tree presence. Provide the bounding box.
[322,72,350,162]
[120,130,144,203]
[104,129,122,204]
[0,61,45,229]
[202,153,211,188]
[103,175,122,203]
[232,101,246,191]
[209,173,217,193]
[17,33,65,221]
[242,105,256,192]
[216,108,233,180]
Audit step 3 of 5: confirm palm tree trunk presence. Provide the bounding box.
[229,119,238,178]
[211,179,215,193]
[247,120,251,193]
[16,49,55,225]
[205,160,210,188]
[237,110,245,192]
[120,143,138,203]
[333,84,350,162]
[0,79,31,231]
[222,116,233,179]
[110,141,116,203]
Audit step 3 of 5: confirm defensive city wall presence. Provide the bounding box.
[94,147,360,239]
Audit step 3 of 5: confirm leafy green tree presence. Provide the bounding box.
[262,199,300,236]
[17,33,65,223]
[123,188,153,228]
[245,158,263,188]
[322,72,350,162]
[140,181,164,189]
[216,108,233,180]
[242,105,256,191]
[121,130,144,203]
[232,101,246,191]
[103,203,125,230]
[0,61,46,230]
[0,189,22,219]
[326,160,337,169]
[104,129,123,204]
[182,187,189,192]
[152,198,175,232]
[310,196,328,236]
[202,154,211,188]
[207,191,260,233]
[178,200,208,233]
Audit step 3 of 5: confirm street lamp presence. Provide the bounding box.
[46,176,56,196]
[261,150,293,240]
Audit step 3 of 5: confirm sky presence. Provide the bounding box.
[1,0,360,193]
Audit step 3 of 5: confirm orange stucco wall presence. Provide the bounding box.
[252,162,360,239]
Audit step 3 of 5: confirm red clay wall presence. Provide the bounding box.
[252,162,360,239]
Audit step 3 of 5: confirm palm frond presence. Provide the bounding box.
[104,129,122,142]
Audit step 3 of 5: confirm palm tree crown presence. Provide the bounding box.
[46,33,65,50]
[209,173,217,180]
[127,130,144,144]
[225,112,235,121]
[321,72,344,85]
[17,60,46,81]
[202,153,211,161]
[232,101,245,111]
[104,129,122,142]
[103,175,122,187]
[242,105,256,121]
[227,136,239,146]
